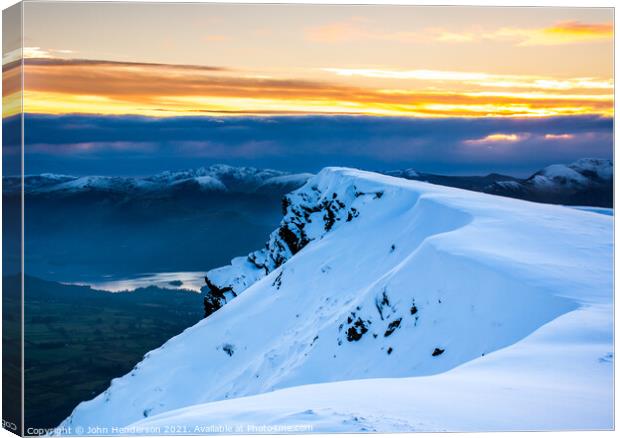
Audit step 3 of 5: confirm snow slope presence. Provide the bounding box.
[56,168,613,433]
[132,303,612,432]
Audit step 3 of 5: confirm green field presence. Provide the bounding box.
[10,276,204,432]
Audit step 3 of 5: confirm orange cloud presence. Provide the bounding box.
[544,133,575,140]
[494,21,613,46]
[545,20,613,37]
[3,57,613,118]
[464,133,522,145]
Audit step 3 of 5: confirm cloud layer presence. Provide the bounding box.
[2,54,612,118]
[12,114,612,177]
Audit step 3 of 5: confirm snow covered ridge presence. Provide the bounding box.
[3,165,313,196]
[56,168,612,433]
[203,170,379,316]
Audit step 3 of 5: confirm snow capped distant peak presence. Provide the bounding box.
[144,165,302,193]
[193,175,227,191]
[531,158,612,190]
[473,158,613,206]
[569,158,612,180]
[14,165,313,196]
[535,165,588,186]
[168,175,227,191]
[386,168,420,179]
[38,173,75,180]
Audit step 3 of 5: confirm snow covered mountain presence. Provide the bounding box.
[485,158,613,206]
[4,165,312,197]
[57,168,612,433]
[388,158,613,208]
[6,159,611,207]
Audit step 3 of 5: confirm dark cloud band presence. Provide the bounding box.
[8,114,613,177]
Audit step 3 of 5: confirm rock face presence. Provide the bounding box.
[202,173,374,316]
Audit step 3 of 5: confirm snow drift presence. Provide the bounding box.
[56,168,613,433]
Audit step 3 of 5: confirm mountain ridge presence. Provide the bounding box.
[3,165,312,197]
[5,158,611,207]
[386,158,612,207]
[56,167,612,433]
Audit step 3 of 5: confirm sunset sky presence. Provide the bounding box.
[1,2,614,175]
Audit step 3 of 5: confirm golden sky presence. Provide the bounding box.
[3,3,614,118]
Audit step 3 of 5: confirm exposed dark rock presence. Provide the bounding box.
[346,316,371,342]
[205,275,235,296]
[272,271,283,289]
[432,348,445,356]
[199,180,378,319]
[281,195,291,215]
[346,207,359,222]
[222,343,235,356]
[278,224,307,256]
[203,295,222,318]
[384,318,402,337]
[375,289,391,320]
[203,275,236,318]
[323,204,337,231]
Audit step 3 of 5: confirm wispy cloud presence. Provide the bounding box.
[464,133,523,145]
[544,133,575,140]
[305,19,613,46]
[493,21,613,46]
[323,68,613,92]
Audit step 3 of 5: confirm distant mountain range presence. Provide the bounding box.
[3,164,313,198]
[385,158,612,208]
[6,165,309,282]
[4,159,611,207]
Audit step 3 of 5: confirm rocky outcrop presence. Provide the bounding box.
[202,170,381,317]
